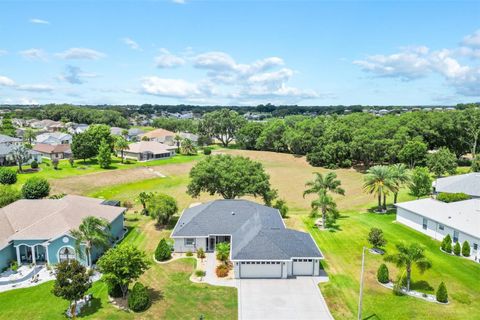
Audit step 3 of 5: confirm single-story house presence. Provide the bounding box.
[30,119,63,132]
[127,128,144,141]
[0,195,126,270]
[0,134,22,145]
[121,141,176,162]
[433,173,480,198]
[171,200,324,278]
[140,128,176,145]
[33,143,72,160]
[396,198,480,258]
[67,123,89,134]
[0,144,42,166]
[36,132,72,145]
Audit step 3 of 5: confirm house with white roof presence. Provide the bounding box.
[35,132,72,145]
[433,173,480,198]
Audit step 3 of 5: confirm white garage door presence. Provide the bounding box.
[292,259,314,276]
[239,261,282,278]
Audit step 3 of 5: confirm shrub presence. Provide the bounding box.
[21,177,50,199]
[215,265,229,278]
[368,228,387,249]
[10,260,18,272]
[462,241,471,257]
[0,185,21,208]
[216,242,230,263]
[203,147,212,155]
[107,281,123,298]
[186,251,193,257]
[195,270,206,278]
[377,263,389,284]
[68,158,74,167]
[0,168,17,185]
[52,158,59,170]
[441,234,452,253]
[437,192,470,203]
[128,282,150,312]
[453,242,461,256]
[436,282,448,303]
[197,248,206,260]
[154,239,171,262]
[30,160,38,169]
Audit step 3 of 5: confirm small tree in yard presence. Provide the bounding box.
[155,238,171,261]
[441,234,452,253]
[136,192,153,215]
[9,144,30,172]
[216,242,230,264]
[409,167,432,199]
[377,263,389,284]
[21,177,50,199]
[128,282,151,312]
[436,282,448,303]
[368,228,387,250]
[453,242,461,256]
[97,139,112,169]
[0,167,17,185]
[52,158,59,170]
[97,245,150,299]
[197,248,206,260]
[69,157,75,167]
[462,241,471,257]
[52,260,92,320]
[145,193,178,226]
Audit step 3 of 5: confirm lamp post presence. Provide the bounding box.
[358,246,366,320]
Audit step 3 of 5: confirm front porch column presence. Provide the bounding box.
[44,244,50,265]
[31,246,36,265]
[15,246,20,265]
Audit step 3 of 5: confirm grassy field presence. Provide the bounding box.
[0,214,237,320]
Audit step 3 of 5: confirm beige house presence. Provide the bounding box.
[140,128,176,145]
[121,141,176,162]
[33,143,72,160]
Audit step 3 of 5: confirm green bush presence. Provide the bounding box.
[107,281,123,298]
[462,241,471,257]
[453,242,461,256]
[195,270,206,277]
[21,177,50,199]
[437,192,470,203]
[441,234,452,253]
[377,263,389,284]
[0,185,21,208]
[154,238,171,262]
[197,248,206,259]
[0,168,17,185]
[436,282,448,303]
[128,282,150,312]
[30,160,38,169]
[186,251,193,257]
[203,147,212,155]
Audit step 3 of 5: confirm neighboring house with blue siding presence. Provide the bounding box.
[0,195,125,271]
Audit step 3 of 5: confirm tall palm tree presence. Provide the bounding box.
[385,242,432,291]
[174,134,182,151]
[363,165,396,212]
[304,172,345,229]
[114,136,129,163]
[70,216,111,267]
[23,128,37,145]
[389,164,411,204]
[181,138,196,155]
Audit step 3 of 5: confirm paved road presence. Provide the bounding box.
[238,277,333,320]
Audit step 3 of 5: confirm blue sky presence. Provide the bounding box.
[0,0,479,106]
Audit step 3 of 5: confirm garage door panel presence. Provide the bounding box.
[240,261,282,278]
[293,259,314,276]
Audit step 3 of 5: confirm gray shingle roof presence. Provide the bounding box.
[434,173,480,197]
[172,199,322,260]
[0,134,21,144]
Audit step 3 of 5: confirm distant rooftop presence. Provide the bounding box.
[434,173,480,197]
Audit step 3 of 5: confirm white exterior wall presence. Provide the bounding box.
[173,237,207,252]
[397,208,480,257]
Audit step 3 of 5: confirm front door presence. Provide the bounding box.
[208,237,216,252]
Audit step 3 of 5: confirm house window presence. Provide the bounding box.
[184,238,195,246]
[474,243,478,251]
[422,218,428,230]
[439,224,444,231]
[453,231,459,243]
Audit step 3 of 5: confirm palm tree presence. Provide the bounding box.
[216,242,230,264]
[363,165,396,212]
[181,138,196,155]
[304,172,345,229]
[70,216,111,267]
[389,164,411,204]
[174,134,182,151]
[114,136,129,163]
[23,128,37,145]
[385,242,432,291]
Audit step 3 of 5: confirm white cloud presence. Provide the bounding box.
[155,49,185,68]
[56,48,106,60]
[29,18,50,25]
[19,48,48,61]
[4,97,39,105]
[141,77,207,98]
[172,0,186,4]
[122,37,141,50]
[0,76,15,87]
[58,65,97,84]
[462,30,480,48]
[194,51,237,71]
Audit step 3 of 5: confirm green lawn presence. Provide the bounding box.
[312,210,480,320]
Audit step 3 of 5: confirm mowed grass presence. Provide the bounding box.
[0,213,237,320]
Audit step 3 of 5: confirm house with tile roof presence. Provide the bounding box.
[121,141,176,161]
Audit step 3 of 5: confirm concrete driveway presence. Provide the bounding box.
[238,277,333,320]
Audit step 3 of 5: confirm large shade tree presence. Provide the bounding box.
[70,216,111,267]
[303,172,345,228]
[385,242,432,291]
[198,109,246,147]
[187,154,277,205]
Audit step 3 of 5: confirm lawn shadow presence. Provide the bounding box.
[366,206,396,215]
[411,280,434,292]
[147,287,163,305]
[78,297,102,317]
[363,314,380,320]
